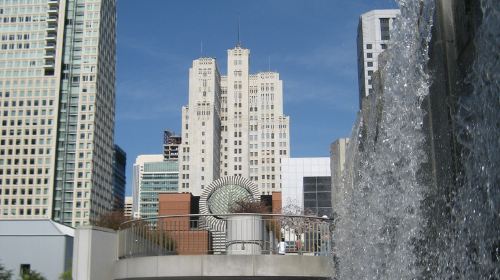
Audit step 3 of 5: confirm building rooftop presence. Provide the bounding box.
[0,219,74,237]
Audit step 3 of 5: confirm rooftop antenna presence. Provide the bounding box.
[237,16,241,47]
[268,56,271,72]
[200,40,203,57]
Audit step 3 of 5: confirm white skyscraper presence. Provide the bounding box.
[179,58,222,195]
[0,0,116,227]
[357,9,400,108]
[179,44,290,196]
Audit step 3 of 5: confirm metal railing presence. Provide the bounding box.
[118,214,333,258]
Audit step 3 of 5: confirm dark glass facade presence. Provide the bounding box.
[112,144,126,211]
[380,18,391,40]
[303,176,332,217]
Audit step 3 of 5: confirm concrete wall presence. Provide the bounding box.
[114,255,332,280]
[330,138,349,215]
[0,235,72,280]
[72,226,118,280]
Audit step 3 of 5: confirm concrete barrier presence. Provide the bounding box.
[72,226,118,280]
[114,255,333,280]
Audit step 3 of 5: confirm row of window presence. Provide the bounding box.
[1,42,30,50]
[2,106,54,116]
[198,68,212,76]
[1,124,53,135]
[366,43,388,50]
[1,33,30,40]
[2,197,48,206]
[0,187,48,195]
[0,16,33,23]
[1,208,48,216]
[1,98,54,107]
[0,177,49,186]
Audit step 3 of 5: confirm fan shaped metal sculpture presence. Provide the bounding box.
[200,176,259,231]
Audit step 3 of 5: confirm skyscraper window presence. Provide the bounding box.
[380,18,391,40]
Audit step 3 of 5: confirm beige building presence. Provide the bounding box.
[0,0,116,227]
[124,196,133,218]
[179,44,290,196]
[357,9,399,108]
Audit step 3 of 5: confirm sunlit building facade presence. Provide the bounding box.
[124,196,132,218]
[133,155,178,219]
[357,9,399,108]
[179,44,290,196]
[0,0,116,226]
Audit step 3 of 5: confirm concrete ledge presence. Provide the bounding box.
[115,255,333,280]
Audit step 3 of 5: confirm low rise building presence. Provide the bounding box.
[281,158,332,217]
[0,220,74,279]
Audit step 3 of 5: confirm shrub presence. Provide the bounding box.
[0,262,13,280]
[59,270,72,280]
[20,270,46,280]
[229,199,270,214]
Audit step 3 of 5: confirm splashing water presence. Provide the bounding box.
[449,0,500,278]
[334,0,435,278]
[334,0,499,279]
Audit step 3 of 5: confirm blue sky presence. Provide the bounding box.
[115,0,398,195]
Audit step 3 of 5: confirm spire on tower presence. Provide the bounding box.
[236,16,241,47]
[200,40,203,57]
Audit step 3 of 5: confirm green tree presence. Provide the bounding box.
[0,262,12,280]
[58,270,72,280]
[20,270,46,280]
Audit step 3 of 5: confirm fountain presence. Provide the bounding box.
[333,0,499,279]
[449,0,500,277]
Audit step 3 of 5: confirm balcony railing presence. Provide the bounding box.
[118,214,333,259]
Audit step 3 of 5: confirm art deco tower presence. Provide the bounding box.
[179,44,290,196]
[0,0,116,227]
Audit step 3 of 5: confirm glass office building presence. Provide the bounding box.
[136,158,178,219]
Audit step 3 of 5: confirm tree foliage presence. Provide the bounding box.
[0,262,13,280]
[20,270,46,280]
[229,199,270,214]
[58,270,72,280]
[94,210,129,230]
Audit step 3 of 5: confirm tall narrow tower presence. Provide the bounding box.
[179,58,222,195]
[221,46,251,179]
